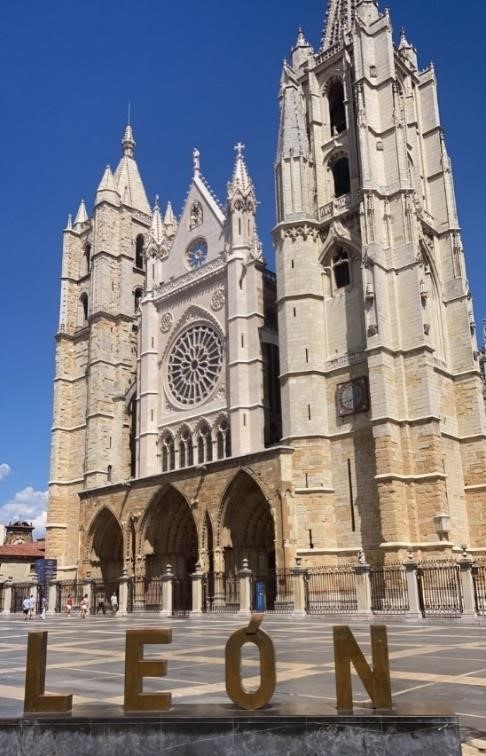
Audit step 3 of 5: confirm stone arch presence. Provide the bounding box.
[217,469,276,576]
[87,506,123,582]
[141,484,198,578]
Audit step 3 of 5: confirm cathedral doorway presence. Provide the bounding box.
[220,471,275,577]
[142,486,198,579]
[89,507,123,584]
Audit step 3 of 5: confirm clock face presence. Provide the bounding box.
[336,378,369,417]
[186,239,208,269]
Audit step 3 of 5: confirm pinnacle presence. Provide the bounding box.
[164,201,176,228]
[321,0,358,51]
[97,164,117,192]
[149,195,164,245]
[74,199,88,225]
[65,214,73,231]
[230,142,253,194]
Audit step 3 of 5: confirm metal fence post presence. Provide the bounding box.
[459,549,477,619]
[161,564,174,617]
[190,563,204,616]
[1,578,13,615]
[118,570,129,617]
[291,558,307,618]
[237,558,252,617]
[404,559,422,621]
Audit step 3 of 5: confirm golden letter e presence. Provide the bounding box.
[124,629,172,712]
[24,632,73,714]
[225,613,276,710]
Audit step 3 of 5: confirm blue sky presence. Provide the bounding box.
[0,0,485,536]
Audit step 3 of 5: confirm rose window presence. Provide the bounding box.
[168,325,223,406]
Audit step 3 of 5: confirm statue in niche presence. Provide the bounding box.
[190,201,203,230]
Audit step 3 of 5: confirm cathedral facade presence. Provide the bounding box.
[46,0,486,587]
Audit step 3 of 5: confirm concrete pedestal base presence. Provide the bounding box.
[0,703,460,755]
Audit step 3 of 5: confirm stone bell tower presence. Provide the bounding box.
[46,125,151,577]
[274,0,486,561]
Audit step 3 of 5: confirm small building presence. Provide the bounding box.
[0,521,45,582]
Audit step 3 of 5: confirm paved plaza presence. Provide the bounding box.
[0,614,485,753]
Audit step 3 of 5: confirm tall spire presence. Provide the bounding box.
[321,0,358,51]
[114,123,151,215]
[164,201,176,237]
[277,64,310,160]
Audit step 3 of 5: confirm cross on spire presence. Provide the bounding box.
[234,142,245,158]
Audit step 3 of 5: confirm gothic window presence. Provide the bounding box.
[329,80,346,135]
[107,465,112,482]
[135,234,145,269]
[216,417,231,460]
[134,288,143,312]
[197,422,213,464]
[161,433,175,473]
[332,249,351,289]
[167,325,223,406]
[79,293,89,326]
[332,157,351,198]
[178,427,193,469]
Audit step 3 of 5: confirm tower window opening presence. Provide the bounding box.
[161,433,175,473]
[332,249,351,289]
[134,288,143,312]
[107,465,112,482]
[79,293,88,326]
[135,234,145,269]
[332,157,351,198]
[329,81,346,135]
[81,243,92,276]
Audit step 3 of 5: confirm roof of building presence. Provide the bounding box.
[0,542,45,558]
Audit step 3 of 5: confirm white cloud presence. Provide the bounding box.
[0,463,11,481]
[0,486,48,539]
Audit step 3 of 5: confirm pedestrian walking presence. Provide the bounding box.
[80,594,89,620]
[110,592,118,615]
[65,594,73,617]
[22,596,31,621]
[96,597,106,615]
[40,596,47,620]
[28,594,35,620]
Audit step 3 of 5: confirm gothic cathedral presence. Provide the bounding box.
[46,0,486,587]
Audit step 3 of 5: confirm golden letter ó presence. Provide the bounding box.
[225,613,276,710]
[333,624,392,714]
[124,629,172,712]
[24,632,73,714]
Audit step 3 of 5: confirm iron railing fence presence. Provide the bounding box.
[203,572,240,612]
[0,585,4,613]
[473,560,486,615]
[251,570,294,613]
[55,580,85,614]
[173,575,192,616]
[305,566,358,614]
[417,560,463,617]
[370,564,409,614]
[127,577,162,613]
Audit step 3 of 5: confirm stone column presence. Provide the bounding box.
[404,559,422,622]
[292,558,307,618]
[190,564,204,617]
[161,564,174,617]
[1,578,13,615]
[237,558,252,617]
[46,580,58,616]
[118,570,129,617]
[459,554,477,619]
[354,563,372,619]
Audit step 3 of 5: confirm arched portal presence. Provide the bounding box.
[220,471,275,576]
[143,486,198,578]
[89,507,123,583]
